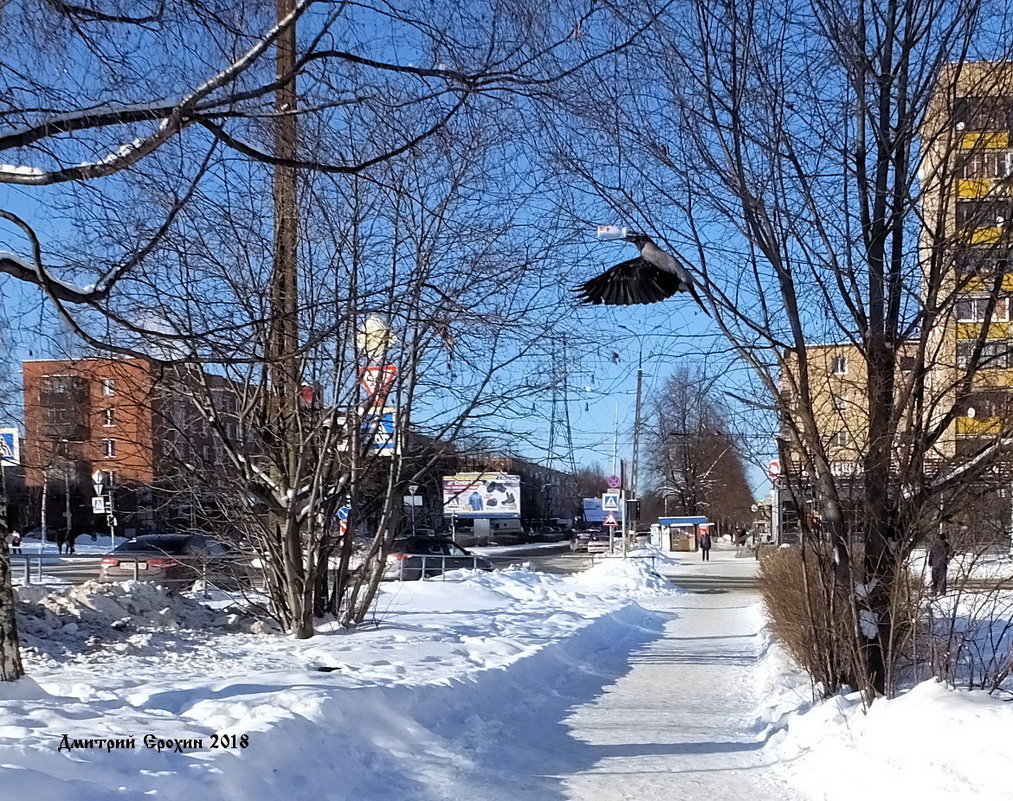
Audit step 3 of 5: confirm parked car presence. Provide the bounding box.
[586,531,611,555]
[383,536,493,581]
[570,532,592,552]
[99,534,250,590]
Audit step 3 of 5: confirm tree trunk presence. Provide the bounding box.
[0,535,24,681]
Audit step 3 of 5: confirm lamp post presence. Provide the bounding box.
[617,323,666,552]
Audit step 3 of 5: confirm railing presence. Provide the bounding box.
[393,551,658,580]
[10,553,153,584]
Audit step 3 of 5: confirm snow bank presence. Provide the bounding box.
[772,680,1013,801]
[751,601,1013,801]
[15,580,271,662]
[0,559,672,801]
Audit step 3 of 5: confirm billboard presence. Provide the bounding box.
[583,498,622,523]
[443,473,521,518]
[0,428,19,466]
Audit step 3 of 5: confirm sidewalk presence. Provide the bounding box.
[557,549,800,800]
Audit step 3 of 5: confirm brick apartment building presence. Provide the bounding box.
[22,358,244,537]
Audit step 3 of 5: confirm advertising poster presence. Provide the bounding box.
[443,473,521,518]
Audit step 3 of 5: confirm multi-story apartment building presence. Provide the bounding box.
[789,64,1013,538]
[922,63,1013,459]
[22,358,246,536]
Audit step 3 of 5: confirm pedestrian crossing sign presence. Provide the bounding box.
[601,493,620,512]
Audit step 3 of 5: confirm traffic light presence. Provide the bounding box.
[625,499,641,521]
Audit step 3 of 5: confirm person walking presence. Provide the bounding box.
[699,530,712,562]
[929,531,953,596]
[10,529,21,554]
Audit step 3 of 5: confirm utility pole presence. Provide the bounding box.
[268,0,311,637]
[628,346,644,526]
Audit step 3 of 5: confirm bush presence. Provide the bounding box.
[758,545,858,695]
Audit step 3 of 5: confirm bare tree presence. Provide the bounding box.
[0,0,640,676]
[555,0,1013,698]
[647,367,753,529]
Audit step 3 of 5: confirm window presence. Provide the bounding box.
[899,355,918,372]
[832,393,849,412]
[956,199,1013,229]
[834,430,850,447]
[41,375,73,395]
[830,355,848,375]
[103,469,116,487]
[101,378,116,396]
[955,296,1010,322]
[102,438,117,458]
[102,408,116,427]
[959,149,1013,180]
[954,96,1013,132]
[957,339,1013,369]
[957,248,1012,277]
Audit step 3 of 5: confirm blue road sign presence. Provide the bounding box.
[0,428,19,465]
[338,506,351,521]
[601,493,621,512]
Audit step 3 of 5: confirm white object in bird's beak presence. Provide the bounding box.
[596,224,628,240]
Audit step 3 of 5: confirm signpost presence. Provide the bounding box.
[92,470,116,546]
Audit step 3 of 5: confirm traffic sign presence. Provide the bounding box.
[408,484,419,495]
[603,511,619,527]
[767,460,782,479]
[606,474,622,489]
[0,428,18,466]
[337,506,350,521]
[601,493,621,512]
[751,503,759,513]
[92,497,106,514]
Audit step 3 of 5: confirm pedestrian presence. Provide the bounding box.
[699,530,712,561]
[55,529,65,555]
[929,531,953,596]
[66,531,76,555]
[10,529,21,554]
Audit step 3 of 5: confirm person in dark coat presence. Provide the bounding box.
[699,530,712,561]
[929,532,953,596]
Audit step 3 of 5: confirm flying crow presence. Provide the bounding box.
[576,232,708,312]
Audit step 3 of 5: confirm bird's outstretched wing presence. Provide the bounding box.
[575,257,688,305]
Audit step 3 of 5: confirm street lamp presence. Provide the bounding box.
[611,326,668,526]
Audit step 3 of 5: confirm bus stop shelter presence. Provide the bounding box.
[657,516,711,552]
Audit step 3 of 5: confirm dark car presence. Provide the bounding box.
[383,536,493,581]
[99,534,250,590]
[570,531,592,552]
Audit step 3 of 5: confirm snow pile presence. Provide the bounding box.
[753,598,1013,801]
[772,680,1013,801]
[15,580,269,661]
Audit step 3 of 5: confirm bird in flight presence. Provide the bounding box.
[575,232,708,312]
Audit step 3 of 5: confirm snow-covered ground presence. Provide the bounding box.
[15,534,116,555]
[4,544,1013,800]
[769,675,1013,801]
[1,559,673,800]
